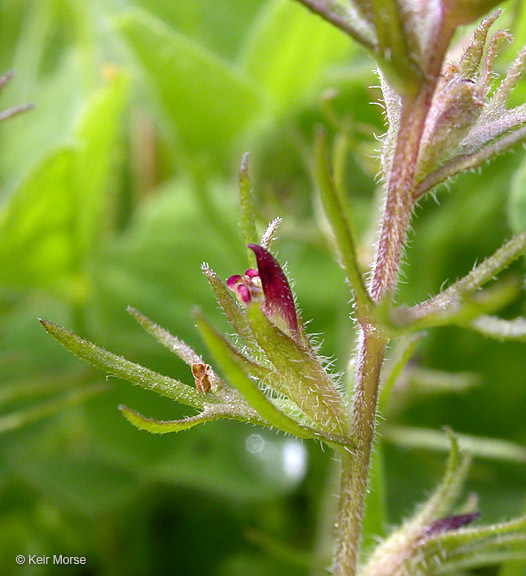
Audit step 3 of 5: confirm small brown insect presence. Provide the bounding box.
[191,362,211,394]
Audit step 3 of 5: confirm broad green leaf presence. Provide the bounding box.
[40,319,205,409]
[0,148,77,293]
[0,77,128,298]
[74,75,128,261]
[240,0,350,110]
[114,8,264,153]
[0,51,85,190]
[115,0,265,62]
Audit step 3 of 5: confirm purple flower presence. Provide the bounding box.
[227,244,299,339]
[421,512,481,538]
[226,268,262,305]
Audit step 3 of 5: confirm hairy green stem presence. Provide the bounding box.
[333,95,430,576]
[332,36,451,569]
[333,331,386,576]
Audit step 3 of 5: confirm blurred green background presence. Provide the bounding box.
[1,0,525,574]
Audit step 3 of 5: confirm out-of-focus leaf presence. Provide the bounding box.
[0,77,127,299]
[114,9,264,154]
[468,315,526,342]
[240,0,351,111]
[384,425,526,464]
[74,75,128,261]
[509,157,526,234]
[0,384,106,435]
[360,441,387,557]
[0,148,77,293]
[0,53,84,190]
[6,436,143,515]
[89,178,246,352]
[498,500,526,576]
[117,0,265,62]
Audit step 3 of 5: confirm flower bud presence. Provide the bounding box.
[227,244,299,341]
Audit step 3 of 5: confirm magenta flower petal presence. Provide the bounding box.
[236,284,251,304]
[226,274,243,290]
[226,272,262,305]
[248,244,298,338]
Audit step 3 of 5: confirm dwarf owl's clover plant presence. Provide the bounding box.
[41,2,526,575]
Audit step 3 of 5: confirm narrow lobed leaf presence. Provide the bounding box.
[127,306,224,390]
[313,129,373,322]
[441,542,526,574]
[119,405,229,434]
[393,234,526,329]
[361,432,471,576]
[378,333,423,411]
[421,515,526,558]
[260,217,282,250]
[383,425,526,464]
[201,263,258,349]
[39,319,205,409]
[468,315,526,342]
[411,430,470,528]
[194,310,323,440]
[246,304,348,437]
[414,123,526,198]
[489,45,526,112]
[457,10,502,79]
